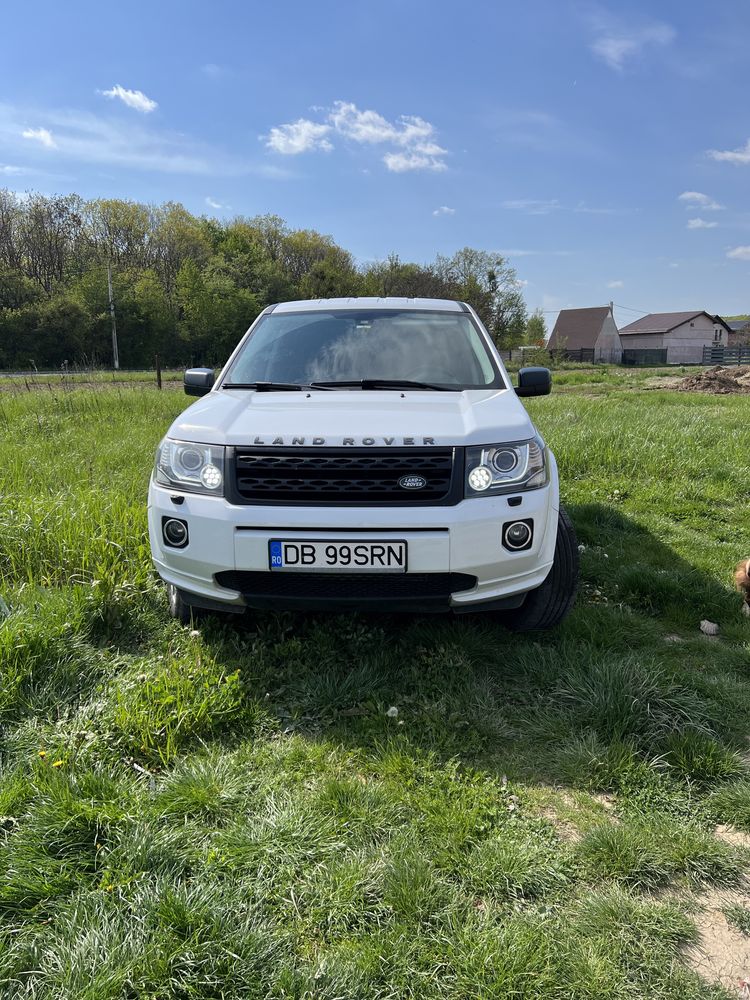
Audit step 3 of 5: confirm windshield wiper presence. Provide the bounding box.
[222,381,333,392]
[310,379,453,392]
[222,379,453,392]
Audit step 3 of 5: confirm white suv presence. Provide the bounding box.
[148,298,578,629]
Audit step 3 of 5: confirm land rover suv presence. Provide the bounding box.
[148,298,578,629]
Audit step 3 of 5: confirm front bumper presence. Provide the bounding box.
[148,462,559,613]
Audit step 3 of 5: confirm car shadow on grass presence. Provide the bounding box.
[186,502,750,794]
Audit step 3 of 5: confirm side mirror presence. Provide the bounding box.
[515,366,551,398]
[184,368,215,397]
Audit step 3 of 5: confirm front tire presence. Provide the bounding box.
[166,583,197,625]
[505,506,579,631]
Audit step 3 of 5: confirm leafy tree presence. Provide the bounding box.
[176,260,260,364]
[151,203,211,296]
[18,193,85,293]
[431,248,528,346]
[116,269,176,366]
[0,187,531,369]
[524,308,547,346]
[84,198,151,270]
[0,269,43,310]
[35,296,90,365]
[361,254,447,298]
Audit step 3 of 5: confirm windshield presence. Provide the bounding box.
[222,309,504,389]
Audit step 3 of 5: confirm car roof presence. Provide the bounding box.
[270,297,466,314]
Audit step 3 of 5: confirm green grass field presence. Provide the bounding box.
[0,373,749,999]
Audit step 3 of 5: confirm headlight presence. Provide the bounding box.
[155,438,225,495]
[465,437,547,496]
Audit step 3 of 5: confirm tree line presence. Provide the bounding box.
[0,190,545,370]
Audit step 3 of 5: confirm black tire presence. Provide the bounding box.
[504,506,579,632]
[166,582,198,625]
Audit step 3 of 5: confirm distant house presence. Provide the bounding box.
[619,311,730,364]
[547,305,622,363]
[725,318,750,347]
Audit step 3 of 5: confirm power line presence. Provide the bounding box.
[534,303,652,316]
[613,303,650,315]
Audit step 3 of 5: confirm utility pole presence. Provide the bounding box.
[107,262,120,370]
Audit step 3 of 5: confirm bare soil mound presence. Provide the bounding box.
[677,365,750,394]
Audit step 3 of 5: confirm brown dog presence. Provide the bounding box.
[735,558,750,617]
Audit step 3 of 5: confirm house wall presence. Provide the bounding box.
[621,316,726,363]
[663,315,724,363]
[594,313,622,363]
[619,334,664,351]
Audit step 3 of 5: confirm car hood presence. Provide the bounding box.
[169,387,537,448]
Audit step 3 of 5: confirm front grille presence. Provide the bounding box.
[231,448,457,505]
[215,571,477,604]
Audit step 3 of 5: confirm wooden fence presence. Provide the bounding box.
[497,348,595,364]
[702,345,750,365]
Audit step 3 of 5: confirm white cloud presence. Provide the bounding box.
[205,196,228,210]
[708,138,750,165]
[678,191,723,210]
[329,101,443,158]
[264,118,333,155]
[432,205,455,216]
[0,163,24,174]
[101,85,158,114]
[503,197,629,216]
[2,102,239,175]
[687,218,718,229]
[727,246,750,261]
[22,127,56,148]
[503,198,560,215]
[200,63,226,79]
[588,13,675,71]
[329,102,403,145]
[383,150,446,173]
[263,100,448,172]
[607,280,624,288]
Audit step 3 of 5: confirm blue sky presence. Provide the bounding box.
[2,0,749,326]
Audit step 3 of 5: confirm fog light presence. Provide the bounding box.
[503,520,532,551]
[163,517,189,548]
[468,465,493,492]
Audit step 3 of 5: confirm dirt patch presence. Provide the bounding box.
[642,375,686,390]
[536,804,583,842]
[533,789,618,842]
[716,825,750,850]
[677,366,750,395]
[683,885,750,993]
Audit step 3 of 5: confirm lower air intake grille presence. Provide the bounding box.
[215,571,477,608]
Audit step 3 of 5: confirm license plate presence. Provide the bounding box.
[268,539,407,572]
